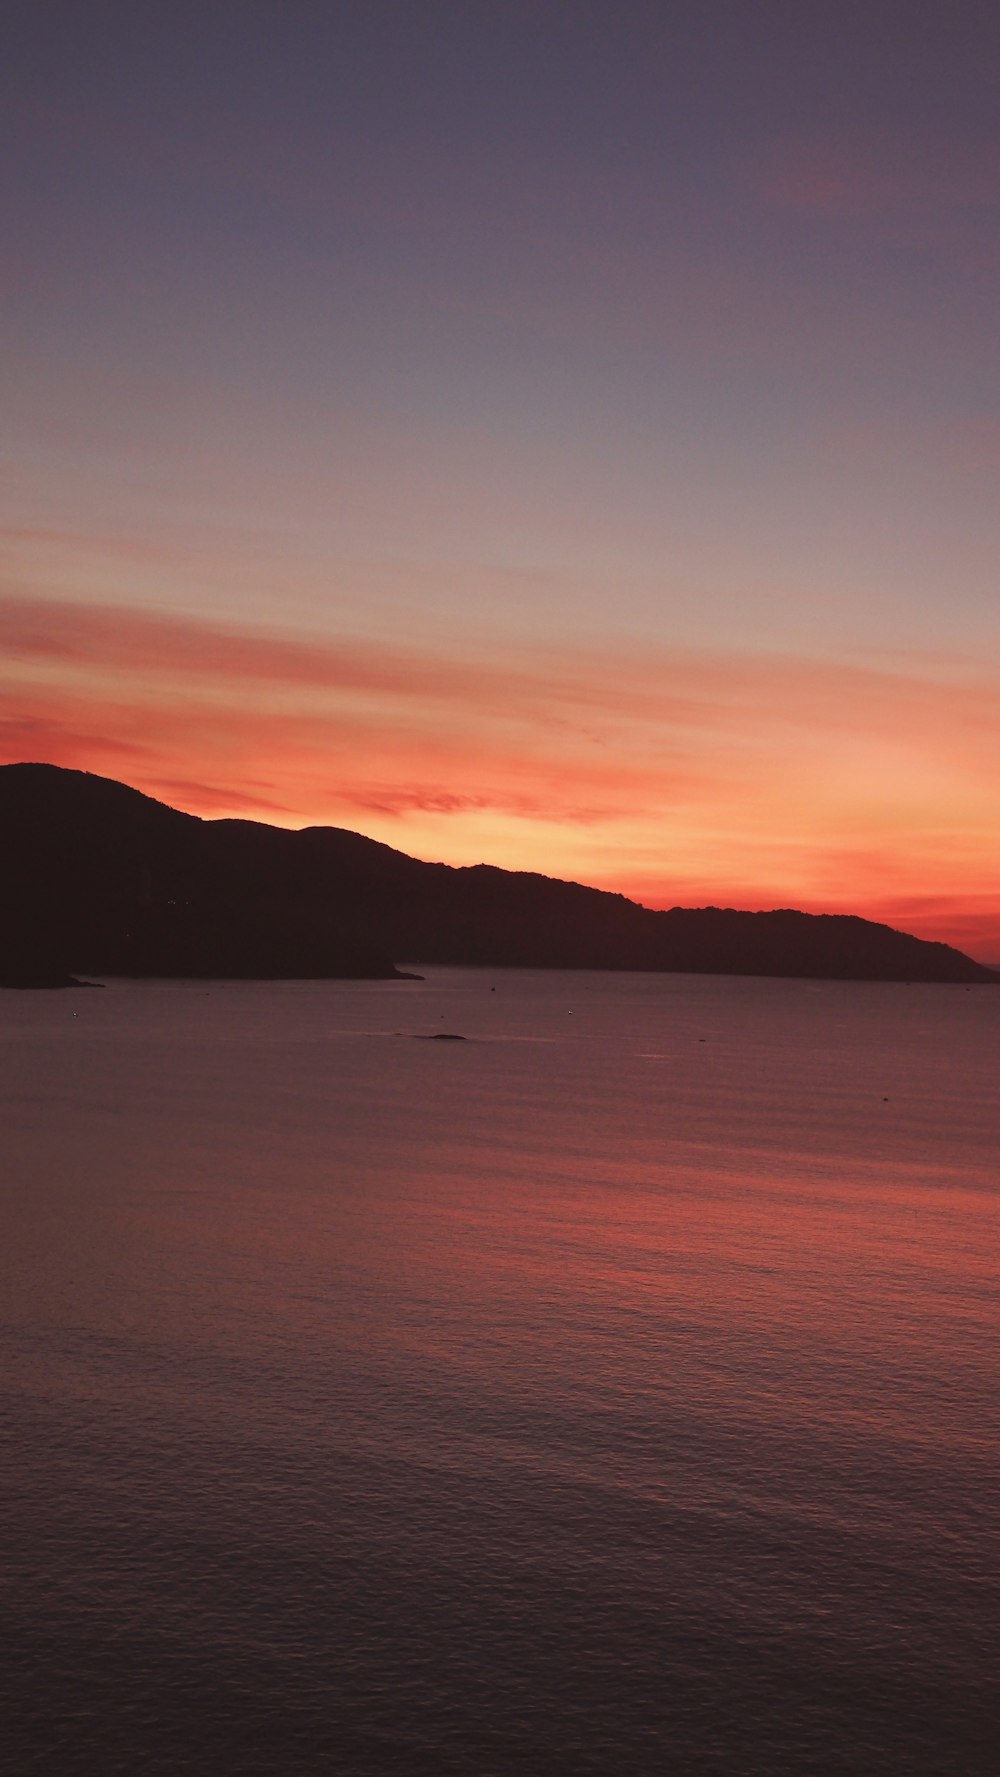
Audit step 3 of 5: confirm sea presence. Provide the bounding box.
[2,968,997,1775]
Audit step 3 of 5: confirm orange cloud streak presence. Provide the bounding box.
[3,592,1000,957]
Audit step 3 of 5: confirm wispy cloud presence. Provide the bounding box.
[749,137,998,223]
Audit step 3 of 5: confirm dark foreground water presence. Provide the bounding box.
[2,969,998,1775]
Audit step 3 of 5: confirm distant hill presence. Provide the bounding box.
[1,763,996,986]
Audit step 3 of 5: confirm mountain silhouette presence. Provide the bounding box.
[1,763,996,986]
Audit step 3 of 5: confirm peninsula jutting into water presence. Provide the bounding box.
[1,762,996,987]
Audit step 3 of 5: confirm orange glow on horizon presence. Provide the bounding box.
[3,590,1000,961]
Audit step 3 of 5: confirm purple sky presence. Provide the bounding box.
[3,2,999,953]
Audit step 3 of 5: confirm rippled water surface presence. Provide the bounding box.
[2,970,998,1774]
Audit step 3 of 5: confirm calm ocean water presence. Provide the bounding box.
[2,969,998,1775]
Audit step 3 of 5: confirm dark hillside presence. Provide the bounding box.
[1,764,995,985]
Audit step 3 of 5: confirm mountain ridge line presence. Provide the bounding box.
[1,762,995,986]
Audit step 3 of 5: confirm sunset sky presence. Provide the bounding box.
[3,2,999,956]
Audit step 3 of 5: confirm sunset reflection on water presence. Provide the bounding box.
[2,970,997,1774]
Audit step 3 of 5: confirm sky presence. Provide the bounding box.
[3,1,999,956]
